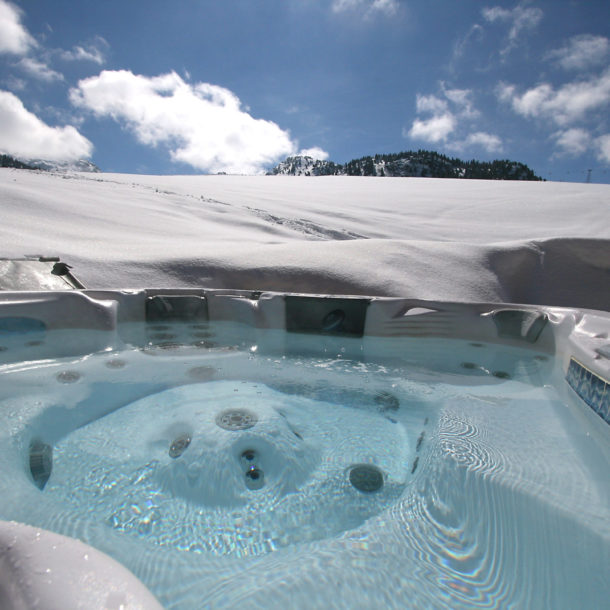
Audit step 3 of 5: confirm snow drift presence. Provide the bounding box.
[0,170,608,310]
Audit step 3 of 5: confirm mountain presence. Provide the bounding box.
[268,150,542,181]
[0,154,36,170]
[25,158,101,173]
[269,155,343,177]
[0,154,101,173]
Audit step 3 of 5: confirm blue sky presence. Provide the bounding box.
[0,0,609,182]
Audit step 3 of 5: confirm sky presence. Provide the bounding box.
[0,0,609,182]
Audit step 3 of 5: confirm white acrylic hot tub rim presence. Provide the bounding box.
[0,288,608,609]
[0,288,607,399]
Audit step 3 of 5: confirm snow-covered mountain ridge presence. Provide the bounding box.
[269,150,542,180]
[24,158,101,173]
[0,154,100,173]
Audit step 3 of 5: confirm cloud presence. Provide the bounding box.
[0,0,36,55]
[299,146,329,160]
[463,132,503,153]
[441,85,479,119]
[482,3,543,41]
[15,56,63,82]
[60,36,108,65]
[551,128,610,165]
[451,4,542,69]
[552,128,591,157]
[2,74,26,91]
[406,87,499,151]
[415,94,448,115]
[482,3,542,56]
[546,34,609,71]
[0,90,92,160]
[451,24,485,66]
[70,70,297,174]
[332,0,399,17]
[596,135,610,164]
[446,132,503,154]
[413,88,478,125]
[497,68,610,126]
[407,114,456,143]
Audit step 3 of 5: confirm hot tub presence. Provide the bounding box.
[0,289,608,608]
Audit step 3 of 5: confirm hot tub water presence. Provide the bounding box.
[0,320,608,608]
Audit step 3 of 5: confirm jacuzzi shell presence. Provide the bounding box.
[0,288,608,608]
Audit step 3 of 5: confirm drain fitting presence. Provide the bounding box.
[215,409,257,431]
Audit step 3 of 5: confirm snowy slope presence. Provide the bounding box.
[0,169,608,309]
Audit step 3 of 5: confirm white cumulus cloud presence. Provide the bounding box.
[70,70,296,174]
[463,132,503,153]
[332,0,399,17]
[546,34,609,71]
[448,132,503,154]
[415,94,448,115]
[407,114,456,143]
[406,86,500,151]
[0,90,92,161]
[299,146,329,160]
[497,68,610,126]
[0,0,36,55]
[552,128,591,157]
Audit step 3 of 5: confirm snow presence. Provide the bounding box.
[1,169,608,309]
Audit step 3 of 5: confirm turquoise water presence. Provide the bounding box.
[0,321,608,608]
